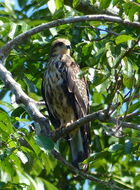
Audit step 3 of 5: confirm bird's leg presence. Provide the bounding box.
[54,125,67,139]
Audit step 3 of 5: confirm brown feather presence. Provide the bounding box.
[42,39,90,167]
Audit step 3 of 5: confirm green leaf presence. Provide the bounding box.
[28,92,41,101]
[115,35,134,44]
[113,0,120,6]
[128,4,140,21]
[8,23,17,39]
[100,0,112,9]
[124,139,132,154]
[123,75,133,89]
[41,153,56,173]
[0,40,5,47]
[5,0,15,13]
[90,0,96,5]
[1,0,140,188]
[55,0,64,9]
[21,22,29,33]
[48,0,56,13]
[86,151,110,162]
[25,135,41,155]
[0,182,6,189]
[89,69,109,86]
[11,107,26,117]
[93,91,104,104]
[43,180,58,190]
[128,101,140,113]
[34,135,54,151]
[108,143,123,152]
[73,0,80,8]
[49,28,58,36]
[16,151,28,164]
[82,42,93,56]
[0,111,14,135]
[15,117,30,122]
[124,2,140,21]
[0,10,9,15]
[0,100,14,110]
[30,159,43,176]
[135,175,140,187]
[18,0,28,8]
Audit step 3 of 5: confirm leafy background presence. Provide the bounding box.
[0,0,140,189]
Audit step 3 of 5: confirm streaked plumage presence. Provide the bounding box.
[42,38,90,167]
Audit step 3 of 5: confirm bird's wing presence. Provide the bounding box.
[61,55,91,159]
[42,54,90,164]
[41,70,61,128]
[61,55,89,117]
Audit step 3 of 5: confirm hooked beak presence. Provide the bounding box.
[66,45,71,49]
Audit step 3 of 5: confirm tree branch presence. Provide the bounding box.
[119,111,140,119]
[52,150,130,190]
[0,15,139,59]
[114,39,140,68]
[52,109,140,141]
[109,92,140,115]
[77,25,119,36]
[0,60,139,140]
[109,116,140,131]
[0,12,139,188]
[0,39,138,189]
[0,62,50,136]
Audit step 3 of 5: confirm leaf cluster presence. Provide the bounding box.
[0,0,140,189]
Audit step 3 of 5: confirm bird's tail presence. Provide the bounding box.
[70,126,90,168]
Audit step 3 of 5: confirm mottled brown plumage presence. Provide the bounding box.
[42,39,90,167]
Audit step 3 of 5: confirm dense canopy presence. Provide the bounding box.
[0,0,140,190]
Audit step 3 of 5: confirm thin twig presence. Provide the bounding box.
[114,39,140,68]
[106,67,122,116]
[109,92,140,116]
[52,109,140,141]
[114,71,136,133]
[91,34,110,41]
[0,15,140,59]
[0,62,50,136]
[119,111,140,120]
[0,14,139,188]
[1,59,140,142]
[78,25,119,36]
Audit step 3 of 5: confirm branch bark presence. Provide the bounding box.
[0,59,140,141]
[53,109,140,141]
[0,62,50,136]
[0,15,140,59]
[0,14,139,188]
[52,150,130,190]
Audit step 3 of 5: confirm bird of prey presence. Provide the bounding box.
[42,38,90,168]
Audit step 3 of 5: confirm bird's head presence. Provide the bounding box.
[51,38,71,56]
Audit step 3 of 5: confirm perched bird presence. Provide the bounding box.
[42,38,90,168]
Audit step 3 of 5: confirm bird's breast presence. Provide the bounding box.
[45,63,75,127]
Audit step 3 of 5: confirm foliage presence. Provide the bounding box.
[0,0,140,189]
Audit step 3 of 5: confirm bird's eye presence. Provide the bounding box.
[54,42,64,47]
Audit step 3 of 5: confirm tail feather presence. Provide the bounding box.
[70,127,89,167]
